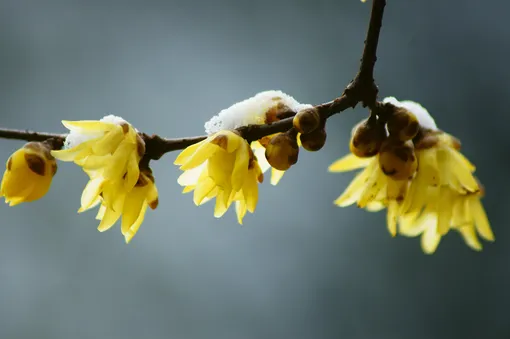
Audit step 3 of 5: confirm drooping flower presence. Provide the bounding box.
[205,90,312,185]
[1,142,57,205]
[329,97,493,252]
[52,115,158,243]
[175,130,263,224]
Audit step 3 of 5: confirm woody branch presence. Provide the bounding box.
[0,0,386,161]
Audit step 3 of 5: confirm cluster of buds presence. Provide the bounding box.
[261,106,328,172]
[294,107,327,152]
[350,104,420,183]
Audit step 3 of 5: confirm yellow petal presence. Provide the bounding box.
[97,207,121,232]
[174,141,204,165]
[177,164,205,186]
[91,126,124,155]
[207,151,236,190]
[451,195,470,227]
[235,201,247,225]
[96,204,106,220]
[270,168,285,186]
[102,179,126,212]
[124,203,149,244]
[386,201,398,237]
[231,142,250,191]
[458,224,482,251]
[180,140,221,171]
[243,173,258,213]
[75,154,110,170]
[447,148,479,193]
[400,174,431,215]
[193,176,216,206]
[421,217,441,254]
[469,196,494,241]
[121,189,145,235]
[399,211,428,237]
[365,201,385,212]
[333,164,373,207]
[386,179,408,201]
[62,120,115,132]
[103,141,135,180]
[79,177,104,212]
[146,183,159,210]
[328,154,372,173]
[417,149,440,187]
[358,167,386,208]
[252,142,271,173]
[214,190,229,218]
[51,142,92,161]
[182,186,194,194]
[222,131,242,153]
[437,186,453,235]
[124,155,140,191]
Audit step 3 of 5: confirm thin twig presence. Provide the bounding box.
[0,0,387,163]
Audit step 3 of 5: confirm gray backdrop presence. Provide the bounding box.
[0,0,508,338]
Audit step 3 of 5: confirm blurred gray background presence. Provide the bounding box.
[0,0,508,338]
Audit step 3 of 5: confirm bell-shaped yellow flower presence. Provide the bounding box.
[176,130,263,223]
[329,97,493,253]
[1,142,57,205]
[51,117,144,191]
[51,116,155,243]
[81,168,159,243]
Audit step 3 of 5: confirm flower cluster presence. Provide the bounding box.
[0,92,493,253]
[329,97,493,253]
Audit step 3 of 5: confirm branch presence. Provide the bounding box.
[0,0,386,162]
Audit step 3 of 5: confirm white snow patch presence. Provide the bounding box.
[383,97,438,130]
[64,115,129,149]
[204,90,312,135]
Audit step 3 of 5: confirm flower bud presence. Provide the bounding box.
[386,107,419,141]
[293,107,321,134]
[378,139,417,180]
[300,127,327,152]
[0,141,57,206]
[265,131,299,171]
[349,118,386,158]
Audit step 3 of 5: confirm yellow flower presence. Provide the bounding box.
[51,116,144,191]
[399,189,494,254]
[329,97,493,253]
[175,130,263,224]
[85,169,159,243]
[51,115,156,243]
[1,142,57,205]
